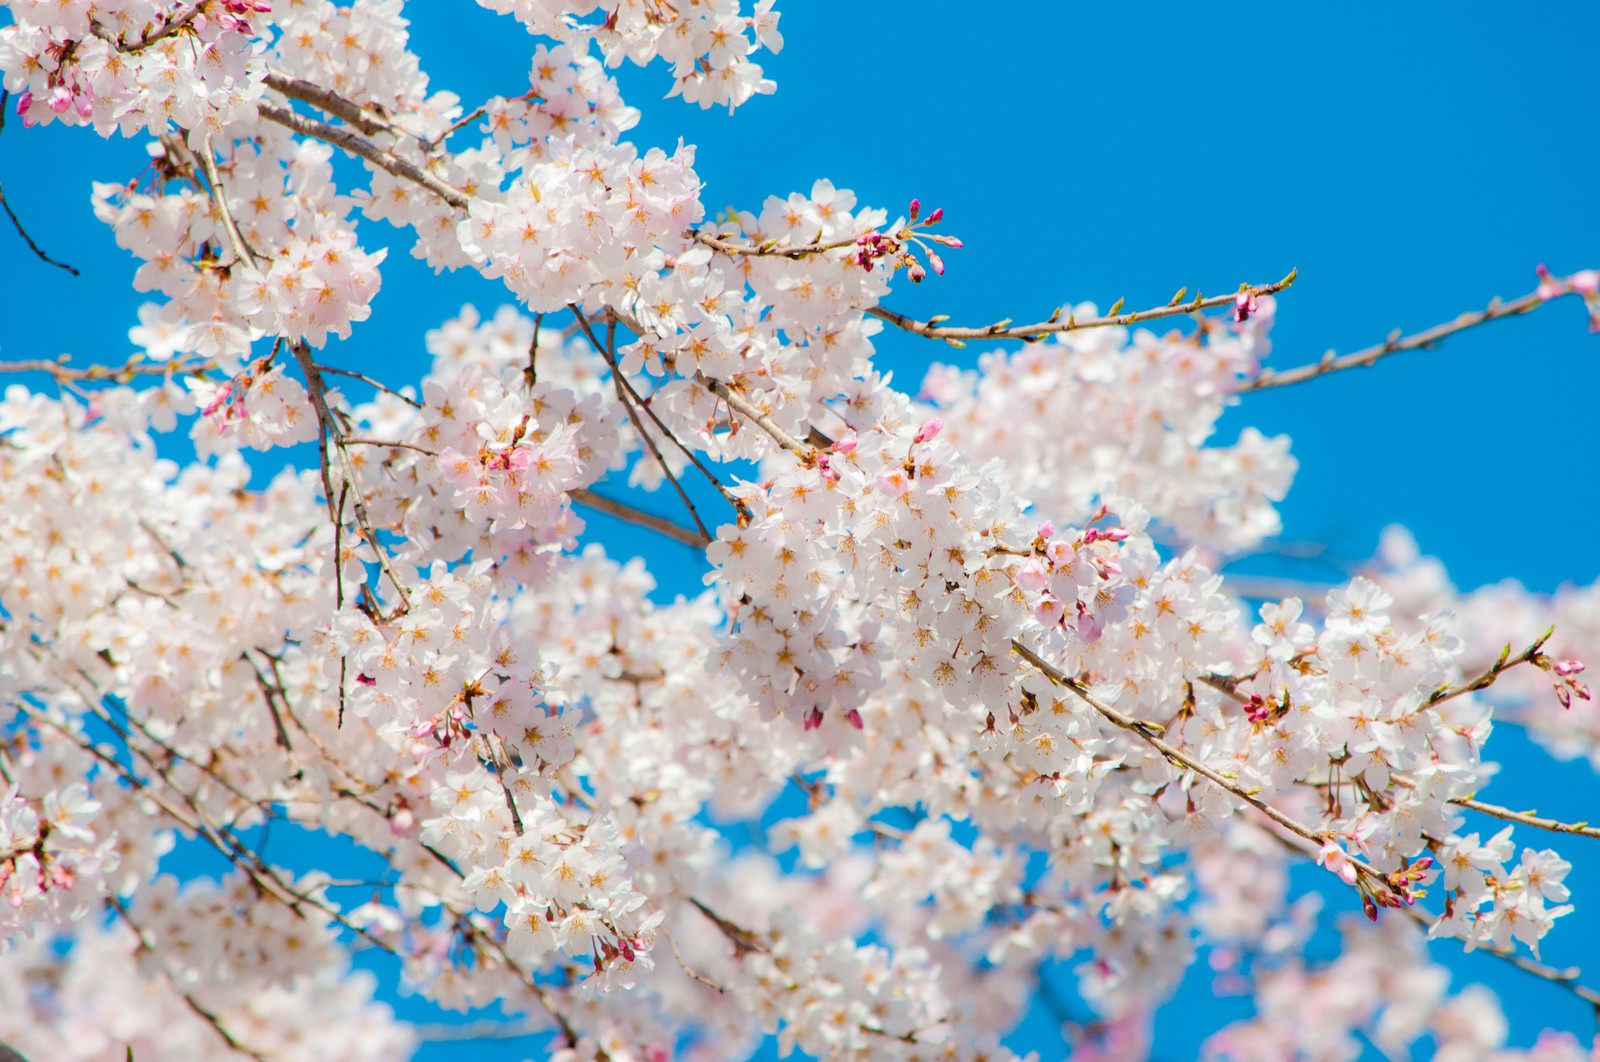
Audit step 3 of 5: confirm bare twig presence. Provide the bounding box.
[688,228,861,261]
[867,270,1298,344]
[1450,796,1600,842]
[313,363,423,407]
[0,88,81,275]
[241,651,293,751]
[1425,627,1554,710]
[570,487,711,549]
[263,70,408,142]
[89,4,207,53]
[0,354,216,383]
[569,307,713,542]
[1240,285,1567,392]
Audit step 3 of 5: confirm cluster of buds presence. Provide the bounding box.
[812,435,856,483]
[410,681,485,756]
[200,354,274,430]
[218,0,274,33]
[802,706,864,731]
[1233,288,1260,324]
[1534,653,1591,710]
[1361,856,1435,921]
[15,39,91,122]
[1243,691,1290,725]
[1534,264,1600,332]
[854,198,963,282]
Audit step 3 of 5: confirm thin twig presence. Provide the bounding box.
[688,228,861,261]
[0,88,81,275]
[343,437,438,456]
[1449,796,1600,841]
[569,306,713,543]
[1239,285,1566,392]
[257,102,469,209]
[695,374,808,455]
[867,270,1298,344]
[570,487,710,549]
[0,354,216,382]
[241,651,293,751]
[89,4,206,53]
[1011,638,1395,899]
[313,364,422,407]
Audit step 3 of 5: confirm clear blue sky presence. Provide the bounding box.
[3,3,1598,1058]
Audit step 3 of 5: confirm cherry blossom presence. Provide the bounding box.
[1,3,1597,1060]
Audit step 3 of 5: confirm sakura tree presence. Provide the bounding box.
[1,3,1598,1060]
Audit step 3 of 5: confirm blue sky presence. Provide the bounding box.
[4,2,1599,1058]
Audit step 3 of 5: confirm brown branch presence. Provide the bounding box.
[256,102,470,210]
[0,88,80,275]
[263,70,404,141]
[1450,796,1600,842]
[290,340,413,617]
[868,269,1298,344]
[89,4,206,54]
[570,487,711,549]
[313,363,423,407]
[688,228,861,261]
[241,651,293,751]
[0,354,216,383]
[342,437,438,456]
[695,374,808,455]
[569,307,713,543]
[1426,627,1553,709]
[1239,285,1566,392]
[1011,638,1395,899]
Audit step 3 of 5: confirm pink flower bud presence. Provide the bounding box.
[845,709,864,730]
[913,418,943,444]
[908,198,921,221]
[1571,270,1600,296]
[1553,659,1586,677]
[1535,263,1564,301]
[926,207,943,224]
[1233,290,1259,324]
[201,381,235,418]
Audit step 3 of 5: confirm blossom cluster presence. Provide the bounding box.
[474,0,784,111]
[0,1,1596,1060]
